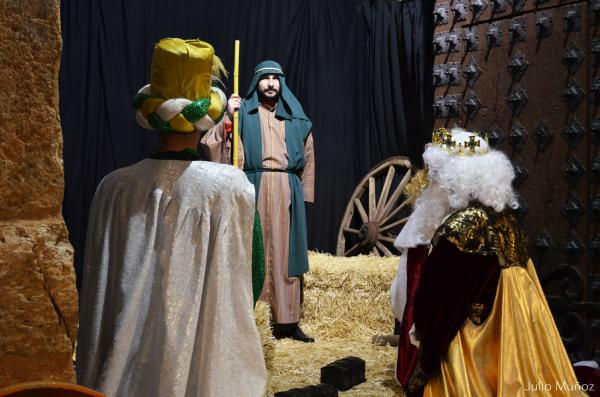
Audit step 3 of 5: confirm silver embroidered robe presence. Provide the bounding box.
[76,159,267,397]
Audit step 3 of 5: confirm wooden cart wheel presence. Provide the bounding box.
[336,156,413,257]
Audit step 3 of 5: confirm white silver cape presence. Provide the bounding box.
[76,159,267,397]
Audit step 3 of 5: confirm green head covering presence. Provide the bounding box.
[244,60,309,121]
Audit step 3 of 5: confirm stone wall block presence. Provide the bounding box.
[0,0,65,221]
[0,223,77,386]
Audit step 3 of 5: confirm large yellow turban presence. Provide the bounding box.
[134,38,227,133]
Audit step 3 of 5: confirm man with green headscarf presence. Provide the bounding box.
[201,60,315,343]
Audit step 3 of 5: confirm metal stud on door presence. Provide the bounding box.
[508,51,528,81]
[433,33,449,55]
[562,118,584,148]
[487,125,504,148]
[563,194,585,221]
[508,85,528,115]
[533,121,552,151]
[470,0,488,21]
[512,158,528,187]
[535,230,555,254]
[561,80,584,110]
[563,5,581,32]
[463,27,480,51]
[434,3,449,26]
[509,122,527,149]
[463,58,481,86]
[486,23,502,48]
[564,155,586,186]
[535,11,553,39]
[452,0,467,22]
[491,0,507,15]
[508,17,526,43]
[464,92,481,120]
[433,64,449,87]
[446,63,461,86]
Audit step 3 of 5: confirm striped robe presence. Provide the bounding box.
[201,105,314,323]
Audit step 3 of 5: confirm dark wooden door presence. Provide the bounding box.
[433,0,599,362]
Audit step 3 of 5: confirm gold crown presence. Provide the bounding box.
[431,127,489,155]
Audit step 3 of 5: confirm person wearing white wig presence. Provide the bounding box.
[392,128,586,396]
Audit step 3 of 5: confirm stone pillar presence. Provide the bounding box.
[0,0,78,387]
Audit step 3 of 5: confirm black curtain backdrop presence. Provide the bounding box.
[59,0,433,286]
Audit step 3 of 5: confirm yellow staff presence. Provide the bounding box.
[233,40,240,168]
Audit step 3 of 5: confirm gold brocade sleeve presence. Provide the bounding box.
[432,204,529,268]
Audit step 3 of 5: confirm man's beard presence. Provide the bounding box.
[258,89,280,103]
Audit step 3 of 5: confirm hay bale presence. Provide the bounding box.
[254,253,404,397]
[255,301,275,370]
[255,301,276,395]
[302,253,399,341]
[257,252,405,396]
[267,339,404,396]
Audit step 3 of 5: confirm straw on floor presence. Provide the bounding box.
[254,252,405,396]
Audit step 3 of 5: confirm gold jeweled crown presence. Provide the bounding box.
[431,127,489,155]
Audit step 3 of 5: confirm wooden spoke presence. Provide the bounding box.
[336,156,412,257]
[378,235,396,243]
[376,241,394,257]
[380,197,411,227]
[375,166,395,219]
[378,170,412,222]
[368,177,376,220]
[354,198,368,223]
[345,242,361,256]
[379,217,409,233]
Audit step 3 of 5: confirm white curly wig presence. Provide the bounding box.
[424,128,519,213]
[395,128,518,249]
